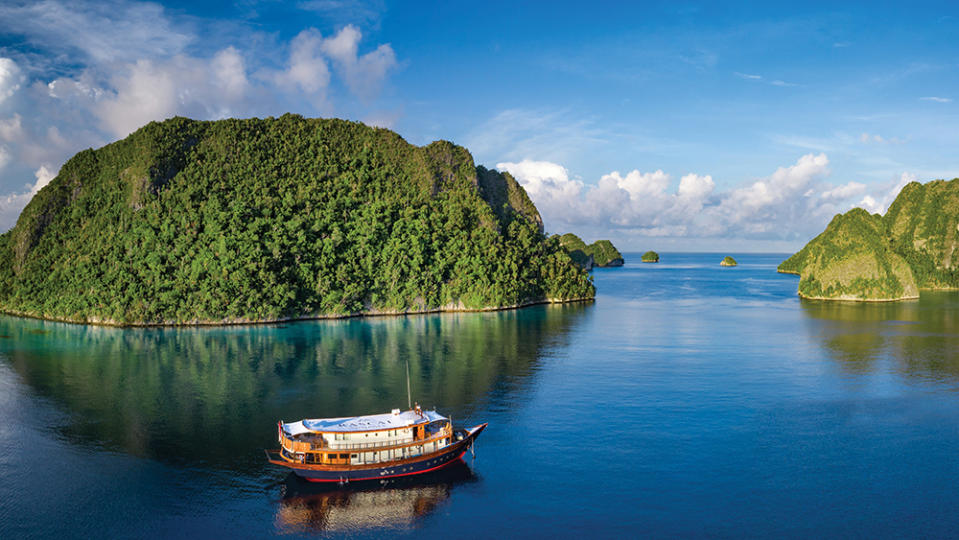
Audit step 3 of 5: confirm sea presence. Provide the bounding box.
[3,252,959,538]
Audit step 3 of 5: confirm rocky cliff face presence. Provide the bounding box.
[778,179,959,301]
[557,234,624,269]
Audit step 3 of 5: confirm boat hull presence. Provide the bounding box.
[267,423,486,483]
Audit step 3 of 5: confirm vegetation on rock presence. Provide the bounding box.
[589,240,625,267]
[720,256,737,266]
[556,233,624,269]
[641,251,660,263]
[777,179,959,300]
[0,115,595,325]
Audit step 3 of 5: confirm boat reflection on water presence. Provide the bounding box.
[275,459,477,534]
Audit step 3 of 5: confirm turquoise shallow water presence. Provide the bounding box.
[3,252,959,538]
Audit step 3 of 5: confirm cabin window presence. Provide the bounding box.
[339,453,348,459]
[351,454,357,458]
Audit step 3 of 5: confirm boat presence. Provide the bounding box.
[266,404,486,483]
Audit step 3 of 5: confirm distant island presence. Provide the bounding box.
[0,115,595,325]
[557,233,624,270]
[641,251,660,263]
[720,256,737,267]
[779,178,959,301]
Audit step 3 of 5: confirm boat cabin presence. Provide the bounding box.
[278,406,453,466]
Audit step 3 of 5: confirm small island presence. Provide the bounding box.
[779,178,959,301]
[0,115,595,325]
[557,234,624,270]
[720,256,737,267]
[641,251,660,263]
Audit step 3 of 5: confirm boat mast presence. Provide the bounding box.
[406,358,412,410]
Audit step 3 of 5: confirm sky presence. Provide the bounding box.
[1,1,958,251]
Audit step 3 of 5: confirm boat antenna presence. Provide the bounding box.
[405,358,412,410]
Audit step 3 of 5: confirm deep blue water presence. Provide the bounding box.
[4,252,959,538]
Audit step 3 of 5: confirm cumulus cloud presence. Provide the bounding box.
[85,48,257,137]
[0,58,23,104]
[820,182,866,201]
[320,25,397,99]
[857,172,916,214]
[500,153,859,241]
[276,29,331,96]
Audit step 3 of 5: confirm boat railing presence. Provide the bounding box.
[328,437,414,450]
[281,426,451,453]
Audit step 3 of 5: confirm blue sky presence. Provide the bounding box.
[1,1,958,251]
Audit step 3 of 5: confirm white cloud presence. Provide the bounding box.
[30,165,55,194]
[678,173,715,200]
[496,159,586,220]
[0,165,56,231]
[500,153,856,242]
[0,0,192,66]
[858,132,904,145]
[466,109,609,165]
[734,71,798,87]
[277,28,331,96]
[0,114,24,142]
[0,58,23,104]
[857,172,916,214]
[920,96,952,103]
[820,182,866,200]
[211,47,249,100]
[320,25,397,99]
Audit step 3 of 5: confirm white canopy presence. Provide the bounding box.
[282,409,448,435]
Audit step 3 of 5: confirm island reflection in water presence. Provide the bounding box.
[275,460,477,534]
[799,291,959,381]
[0,303,588,473]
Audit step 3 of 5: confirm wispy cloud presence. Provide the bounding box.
[734,72,798,87]
[859,132,904,144]
[920,96,952,103]
[463,108,610,166]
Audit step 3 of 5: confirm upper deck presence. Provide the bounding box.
[283,408,448,436]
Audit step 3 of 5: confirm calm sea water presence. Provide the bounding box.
[4,252,959,538]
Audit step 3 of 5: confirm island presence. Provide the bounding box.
[779,178,959,301]
[720,256,737,267]
[0,115,595,325]
[641,251,660,263]
[556,234,624,269]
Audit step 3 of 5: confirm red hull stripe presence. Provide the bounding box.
[303,451,467,483]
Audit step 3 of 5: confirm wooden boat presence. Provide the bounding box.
[266,404,486,483]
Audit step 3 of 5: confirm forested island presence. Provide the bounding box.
[641,251,660,263]
[720,256,737,267]
[0,115,595,325]
[556,233,624,269]
[779,178,959,301]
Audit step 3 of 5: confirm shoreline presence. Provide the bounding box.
[0,296,595,328]
[797,292,920,303]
